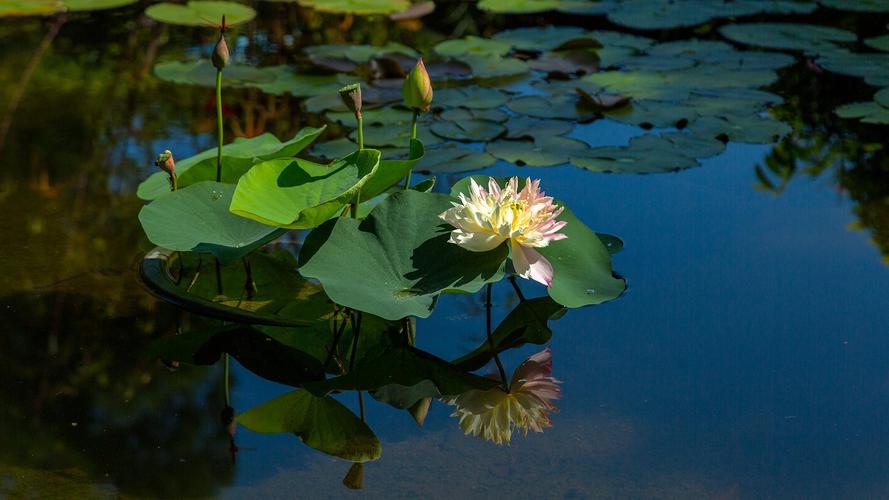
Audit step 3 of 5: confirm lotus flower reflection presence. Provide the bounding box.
[439,177,566,287]
[444,349,561,445]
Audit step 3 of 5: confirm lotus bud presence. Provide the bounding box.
[338,83,362,119]
[342,463,364,489]
[402,58,433,112]
[211,17,230,70]
[155,149,177,190]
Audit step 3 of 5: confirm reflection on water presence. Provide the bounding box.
[2,2,889,498]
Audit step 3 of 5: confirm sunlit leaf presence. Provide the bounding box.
[145,1,256,26]
[486,137,589,167]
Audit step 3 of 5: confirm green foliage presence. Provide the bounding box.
[145,1,256,26]
[299,190,509,320]
[229,149,382,229]
[237,390,381,462]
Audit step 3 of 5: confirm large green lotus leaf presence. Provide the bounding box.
[297,0,409,14]
[685,88,783,115]
[141,247,309,327]
[453,297,564,372]
[434,86,510,109]
[414,144,496,174]
[584,66,778,101]
[819,0,889,12]
[298,190,509,320]
[229,149,381,229]
[690,113,792,144]
[430,119,505,142]
[492,26,596,51]
[138,182,283,264]
[816,50,889,87]
[589,30,656,50]
[619,55,696,72]
[537,206,626,308]
[694,50,797,70]
[147,325,326,387]
[507,95,582,120]
[65,0,137,11]
[254,68,346,97]
[305,42,417,63]
[354,123,441,148]
[435,36,512,58]
[138,127,326,200]
[361,139,424,199]
[865,35,889,52]
[145,1,256,26]
[238,390,381,462]
[719,22,856,54]
[0,0,63,17]
[486,137,589,167]
[304,345,499,406]
[604,100,698,128]
[154,60,275,88]
[503,116,573,140]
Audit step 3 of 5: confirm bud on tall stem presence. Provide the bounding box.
[211,16,229,71]
[338,83,364,217]
[402,58,433,190]
[155,149,177,191]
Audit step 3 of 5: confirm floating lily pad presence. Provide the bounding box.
[311,138,358,160]
[486,137,589,167]
[719,22,856,54]
[138,182,282,264]
[690,113,792,144]
[0,0,64,17]
[65,0,138,11]
[430,119,505,142]
[254,68,347,97]
[296,0,409,13]
[298,190,509,320]
[503,116,573,140]
[154,60,275,88]
[138,127,326,200]
[865,35,889,52]
[305,42,417,63]
[145,1,256,26]
[570,132,724,174]
[605,0,816,30]
[462,54,530,79]
[819,0,889,12]
[604,100,698,129]
[529,50,600,75]
[835,88,889,124]
[816,49,889,87]
[435,36,512,58]
[230,149,381,229]
[238,390,381,462]
[439,107,509,123]
[354,123,441,148]
[434,86,510,109]
[491,26,597,51]
[327,105,423,126]
[477,0,562,13]
[507,95,581,120]
[414,144,496,174]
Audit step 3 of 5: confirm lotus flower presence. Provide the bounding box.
[439,176,567,287]
[444,349,561,445]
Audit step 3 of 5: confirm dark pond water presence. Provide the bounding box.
[3,1,889,498]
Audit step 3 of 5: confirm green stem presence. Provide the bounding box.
[348,310,366,421]
[485,283,509,391]
[508,276,526,302]
[323,312,349,372]
[223,353,231,407]
[242,257,255,299]
[403,110,419,190]
[214,257,223,296]
[215,69,223,183]
[356,114,364,150]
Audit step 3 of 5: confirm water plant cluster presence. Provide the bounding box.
[133,9,625,488]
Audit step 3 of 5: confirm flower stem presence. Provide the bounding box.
[223,352,231,407]
[215,69,223,182]
[485,283,509,390]
[508,276,526,302]
[356,113,364,150]
[403,110,419,190]
[348,310,366,421]
[242,257,255,299]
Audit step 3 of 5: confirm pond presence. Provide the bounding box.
[2,0,889,498]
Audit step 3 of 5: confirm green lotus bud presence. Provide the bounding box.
[211,33,229,70]
[338,83,362,118]
[402,58,433,112]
